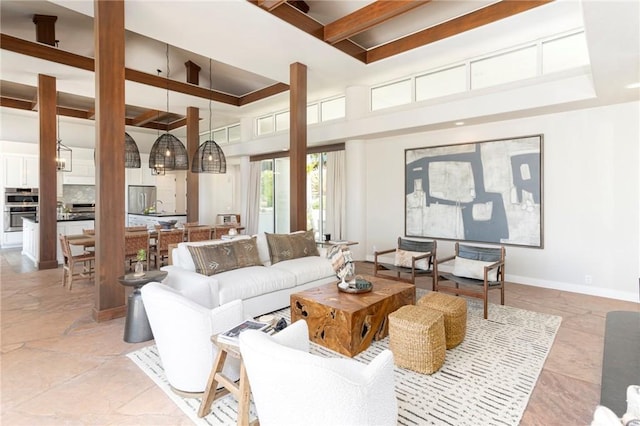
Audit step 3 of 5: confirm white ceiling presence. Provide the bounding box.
[1,0,639,145]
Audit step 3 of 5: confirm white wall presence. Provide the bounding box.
[363,101,639,302]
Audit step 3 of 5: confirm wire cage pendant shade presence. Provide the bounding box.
[124,132,141,168]
[192,57,226,174]
[149,133,189,171]
[192,139,226,173]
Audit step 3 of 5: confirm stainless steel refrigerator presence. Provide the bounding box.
[128,185,157,214]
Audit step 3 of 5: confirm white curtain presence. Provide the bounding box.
[325,151,346,239]
[246,161,261,235]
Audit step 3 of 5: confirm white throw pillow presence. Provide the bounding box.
[452,256,498,282]
[394,249,430,271]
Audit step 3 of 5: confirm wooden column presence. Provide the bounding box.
[93,0,126,322]
[289,62,307,232]
[186,106,199,223]
[33,15,57,46]
[185,61,201,85]
[37,74,58,270]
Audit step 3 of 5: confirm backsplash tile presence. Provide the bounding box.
[62,185,95,204]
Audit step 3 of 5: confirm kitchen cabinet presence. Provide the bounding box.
[2,230,24,248]
[22,219,95,265]
[3,155,38,188]
[126,154,156,187]
[62,159,95,185]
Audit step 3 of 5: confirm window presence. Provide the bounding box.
[258,151,335,237]
[228,124,241,143]
[542,32,590,74]
[416,65,467,101]
[471,45,538,90]
[275,111,290,132]
[371,79,412,111]
[307,104,319,125]
[320,97,346,121]
[257,115,274,136]
[213,129,227,144]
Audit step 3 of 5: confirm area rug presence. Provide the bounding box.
[127,291,561,426]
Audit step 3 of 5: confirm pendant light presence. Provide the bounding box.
[124,132,141,168]
[192,58,226,173]
[56,102,72,172]
[149,44,188,172]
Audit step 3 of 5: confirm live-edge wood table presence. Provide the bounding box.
[198,336,258,426]
[291,275,415,357]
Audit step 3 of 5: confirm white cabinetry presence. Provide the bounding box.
[62,159,95,185]
[126,154,156,186]
[2,230,23,248]
[22,219,94,265]
[3,155,38,188]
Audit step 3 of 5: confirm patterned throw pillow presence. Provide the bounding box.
[452,256,498,282]
[187,237,261,276]
[394,249,430,270]
[265,230,319,265]
[326,244,355,279]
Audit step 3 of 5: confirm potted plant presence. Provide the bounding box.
[134,249,146,277]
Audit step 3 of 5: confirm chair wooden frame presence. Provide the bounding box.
[124,231,151,271]
[151,229,184,268]
[187,226,212,242]
[59,234,95,290]
[374,237,437,288]
[435,242,506,319]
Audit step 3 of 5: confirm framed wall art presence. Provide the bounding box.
[405,135,543,248]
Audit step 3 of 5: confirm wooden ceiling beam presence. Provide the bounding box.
[367,0,553,63]
[57,106,90,119]
[239,82,290,106]
[324,0,431,45]
[265,3,366,61]
[130,108,160,126]
[1,33,283,106]
[257,0,287,11]
[0,97,34,110]
[168,117,188,131]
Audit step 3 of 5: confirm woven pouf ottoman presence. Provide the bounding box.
[388,305,446,374]
[417,292,467,349]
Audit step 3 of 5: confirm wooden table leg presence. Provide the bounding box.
[237,362,252,426]
[198,349,228,417]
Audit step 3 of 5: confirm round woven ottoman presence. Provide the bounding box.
[388,305,446,374]
[417,292,467,349]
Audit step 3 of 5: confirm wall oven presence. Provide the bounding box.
[4,188,39,232]
[4,206,38,231]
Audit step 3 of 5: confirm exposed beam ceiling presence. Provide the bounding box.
[254,0,553,64]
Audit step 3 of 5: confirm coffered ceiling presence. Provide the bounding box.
[0,0,638,144]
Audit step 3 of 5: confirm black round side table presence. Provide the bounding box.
[118,270,168,343]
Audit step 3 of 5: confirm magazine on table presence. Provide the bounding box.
[217,319,270,345]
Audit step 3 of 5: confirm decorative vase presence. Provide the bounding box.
[134,261,145,277]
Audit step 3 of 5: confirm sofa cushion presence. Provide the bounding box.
[270,256,335,285]
[216,265,297,305]
[187,237,261,276]
[174,236,251,272]
[254,232,272,266]
[394,249,430,270]
[266,230,319,265]
[452,256,498,282]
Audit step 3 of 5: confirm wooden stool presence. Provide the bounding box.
[418,292,467,349]
[198,336,258,425]
[388,305,446,374]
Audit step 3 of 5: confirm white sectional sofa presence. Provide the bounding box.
[161,232,337,318]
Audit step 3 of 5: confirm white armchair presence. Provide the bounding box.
[140,281,243,394]
[239,320,398,426]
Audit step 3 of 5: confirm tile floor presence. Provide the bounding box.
[1,248,638,425]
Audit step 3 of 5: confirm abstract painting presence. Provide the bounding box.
[405,135,543,247]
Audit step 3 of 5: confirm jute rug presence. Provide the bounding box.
[127,290,561,426]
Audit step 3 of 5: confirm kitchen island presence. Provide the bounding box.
[127,212,187,229]
[22,217,95,266]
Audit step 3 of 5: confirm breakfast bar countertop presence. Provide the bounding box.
[127,212,187,217]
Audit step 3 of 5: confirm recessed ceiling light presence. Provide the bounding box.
[455,121,465,126]
[625,82,640,89]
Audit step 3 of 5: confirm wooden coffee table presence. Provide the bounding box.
[290,275,415,357]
